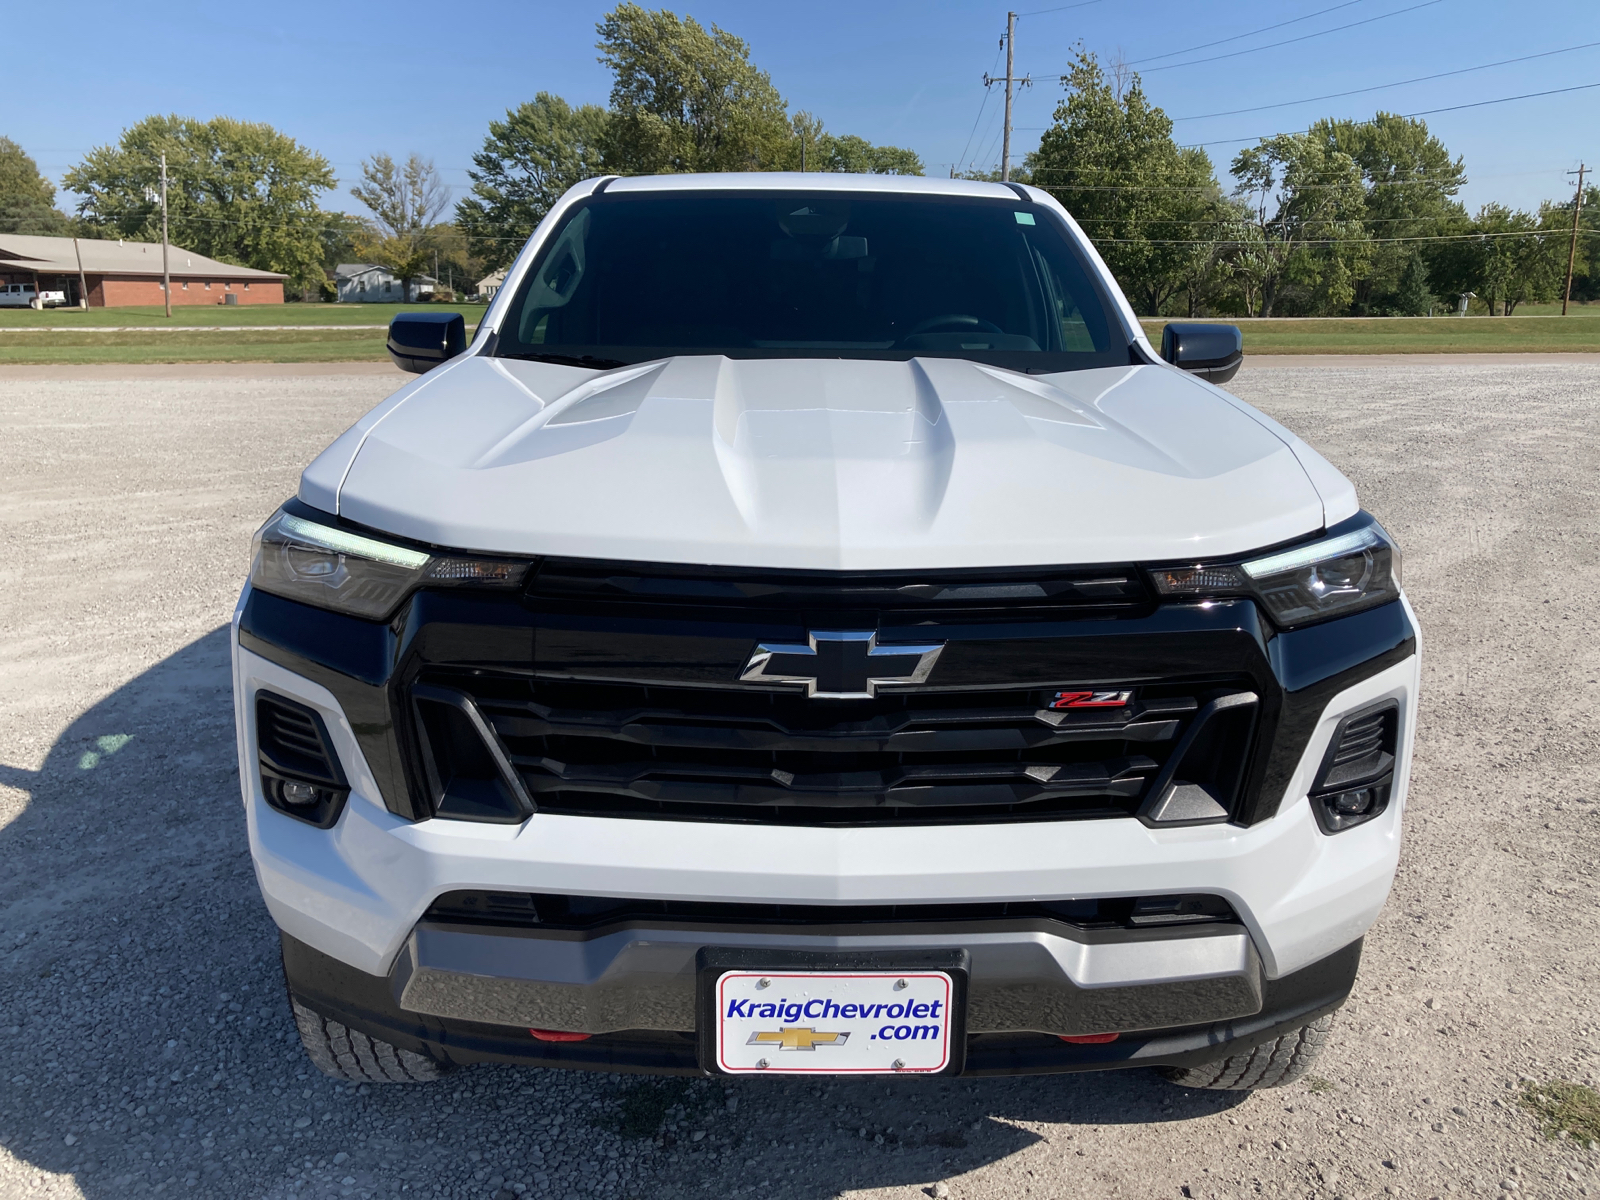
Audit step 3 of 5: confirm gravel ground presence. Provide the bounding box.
[1,360,1598,1200]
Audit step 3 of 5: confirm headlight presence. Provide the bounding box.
[1149,514,1402,629]
[249,509,528,620]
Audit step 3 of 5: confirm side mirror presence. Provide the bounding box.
[388,312,467,374]
[1160,323,1242,384]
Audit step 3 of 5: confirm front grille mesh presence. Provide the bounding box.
[424,889,1241,931]
[420,673,1246,826]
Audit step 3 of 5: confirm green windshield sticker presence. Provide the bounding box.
[1014,212,1036,225]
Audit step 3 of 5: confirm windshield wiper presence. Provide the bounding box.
[497,351,630,370]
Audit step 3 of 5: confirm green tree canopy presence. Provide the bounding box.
[63,116,335,292]
[597,3,792,174]
[457,93,610,271]
[0,137,70,235]
[778,112,922,175]
[349,152,451,295]
[1026,52,1220,316]
[1231,133,1369,316]
[1312,113,1465,313]
[457,10,921,258]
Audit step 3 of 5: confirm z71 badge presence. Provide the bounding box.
[1050,689,1133,709]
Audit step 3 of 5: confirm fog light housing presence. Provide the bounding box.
[1309,701,1399,834]
[256,692,350,829]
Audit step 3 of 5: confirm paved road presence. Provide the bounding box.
[2,362,1598,1200]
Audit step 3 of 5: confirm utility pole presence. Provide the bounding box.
[160,152,171,318]
[72,236,88,309]
[983,13,1031,183]
[1563,162,1588,316]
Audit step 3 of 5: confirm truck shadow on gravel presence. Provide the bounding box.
[0,627,1243,1200]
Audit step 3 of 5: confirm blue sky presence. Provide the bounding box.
[8,0,1596,216]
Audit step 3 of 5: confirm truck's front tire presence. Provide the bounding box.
[291,1000,454,1083]
[1159,1014,1333,1091]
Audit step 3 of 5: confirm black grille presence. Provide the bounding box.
[424,889,1240,932]
[420,673,1251,826]
[529,559,1151,617]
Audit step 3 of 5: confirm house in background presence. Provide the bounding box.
[476,269,506,301]
[334,263,436,303]
[0,233,285,306]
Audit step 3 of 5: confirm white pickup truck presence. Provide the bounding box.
[235,173,1418,1091]
[0,284,69,308]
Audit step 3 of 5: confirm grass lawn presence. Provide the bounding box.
[2,301,1597,363]
[1142,310,1600,355]
[0,328,390,365]
[0,302,485,328]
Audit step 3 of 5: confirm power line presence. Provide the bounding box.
[1025,166,1471,187]
[1170,40,1600,121]
[1126,0,1373,66]
[1016,0,1105,14]
[957,35,1008,174]
[1190,81,1600,147]
[1134,0,1445,75]
[1097,228,1600,246]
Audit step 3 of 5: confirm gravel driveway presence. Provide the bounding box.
[1,360,1597,1200]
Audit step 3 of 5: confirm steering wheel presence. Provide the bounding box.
[907,314,1004,336]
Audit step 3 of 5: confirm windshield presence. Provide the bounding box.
[493,191,1129,371]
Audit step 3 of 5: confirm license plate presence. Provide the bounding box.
[713,970,955,1075]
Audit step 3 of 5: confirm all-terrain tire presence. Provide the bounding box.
[291,999,454,1083]
[1159,1014,1334,1091]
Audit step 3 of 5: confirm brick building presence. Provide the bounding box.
[0,234,285,307]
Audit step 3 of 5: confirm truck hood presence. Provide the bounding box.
[305,354,1348,570]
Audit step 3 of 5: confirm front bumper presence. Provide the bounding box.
[396,911,1263,1036]
[234,581,1418,1072]
[282,929,1363,1077]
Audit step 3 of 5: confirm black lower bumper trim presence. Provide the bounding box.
[279,933,1361,1078]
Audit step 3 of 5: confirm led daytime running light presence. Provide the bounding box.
[277,514,430,569]
[1240,526,1384,580]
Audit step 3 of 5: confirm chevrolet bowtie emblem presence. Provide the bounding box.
[746,1026,850,1051]
[739,631,945,700]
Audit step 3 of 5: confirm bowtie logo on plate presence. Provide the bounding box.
[739,631,945,699]
[747,1027,850,1051]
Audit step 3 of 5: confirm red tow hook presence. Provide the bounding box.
[1059,1032,1120,1044]
[529,1029,592,1042]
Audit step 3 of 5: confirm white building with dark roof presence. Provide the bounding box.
[334,264,436,303]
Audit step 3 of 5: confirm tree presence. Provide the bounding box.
[597,3,792,174]
[457,93,610,272]
[350,153,451,300]
[817,135,922,176]
[64,116,335,293]
[0,138,70,235]
[1230,133,1369,316]
[1313,113,1464,314]
[424,222,483,300]
[309,211,372,300]
[774,112,922,175]
[1390,251,1435,316]
[1026,51,1221,316]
